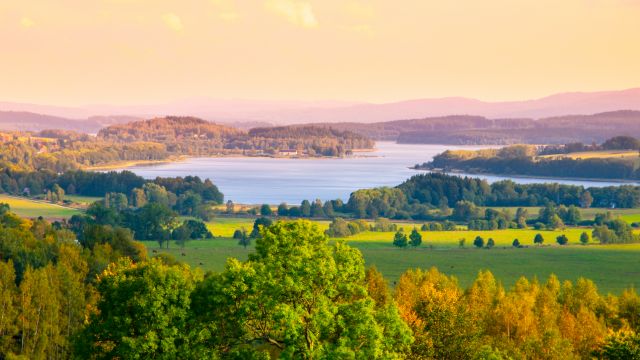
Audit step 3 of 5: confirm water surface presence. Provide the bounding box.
[122,142,637,204]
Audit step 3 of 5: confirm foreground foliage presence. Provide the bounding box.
[1,208,639,359]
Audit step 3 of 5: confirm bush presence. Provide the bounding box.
[473,236,484,248]
[556,234,569,245]
[486,238,495,249]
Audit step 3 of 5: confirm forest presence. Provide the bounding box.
[0,211,638,359]
[416,136,640,181]
[98,117,373,157]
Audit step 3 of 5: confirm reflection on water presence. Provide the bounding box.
[122,142,638,204]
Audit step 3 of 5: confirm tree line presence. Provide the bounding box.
[417,136,640,181]
[344,173,640,223]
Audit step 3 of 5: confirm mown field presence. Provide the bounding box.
[0,195,82,219]
[143,217,640,294]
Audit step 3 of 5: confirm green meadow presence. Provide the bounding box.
[0,195,82,219]
[64,194,103,205]
[143,217,640,294]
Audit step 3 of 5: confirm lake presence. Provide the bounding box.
[122,142,638,204]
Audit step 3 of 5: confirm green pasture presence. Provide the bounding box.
[144,218,640,294]
[64,195,102,205]
[0,195,81,219]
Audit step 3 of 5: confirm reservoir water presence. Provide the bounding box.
[121,142,638,204]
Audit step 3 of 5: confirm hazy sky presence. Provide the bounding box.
[1,0,639,105]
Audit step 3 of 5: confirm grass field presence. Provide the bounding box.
[144,218,640,294]
[64,195,102,205]
[539,150,640,160]
[0,195,82,219]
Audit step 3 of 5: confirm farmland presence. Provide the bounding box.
[0,194,81,219]
[144,217,640,294]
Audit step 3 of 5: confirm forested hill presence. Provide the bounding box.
[97,116,243,143]
[98,117,374,157]
[315,110,640,145]
[247,125,374,150]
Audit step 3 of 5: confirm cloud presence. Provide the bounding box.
[211,0,240,22]
[20,17,36,28]
[265,0,318,28]
[162,13,183,32]
[344,2,374,20]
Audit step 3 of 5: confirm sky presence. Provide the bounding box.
[1,0,639,105]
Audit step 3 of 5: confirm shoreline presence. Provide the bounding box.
[84,147,378,170]
[83,156,188,171]
[413,167,640,185]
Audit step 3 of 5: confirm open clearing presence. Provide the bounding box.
[0,195,81,219]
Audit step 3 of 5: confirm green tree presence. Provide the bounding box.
[260,204,273,216]
[534,233,544,245]
[486,238,495,249]
[300,200,311,217]
[393,229,408,247]
[473,236,484,248]
[277,202,288,216]
[190,220,413,358]
[596,331,640,359]
[512,238,521,248]
[250,217,273,239]
[236,228,250,248]
[310,199,325,218]
[409,228,422,247]
[322,201,335,217]
[580,232,590,245]
[105,192,128,211]
[74,258,201,359]
[556,234,569,245]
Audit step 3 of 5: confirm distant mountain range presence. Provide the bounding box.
[272,87,640,123]
[2,87,640,126]
[0,111,142,133]
[1,88,640,140]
